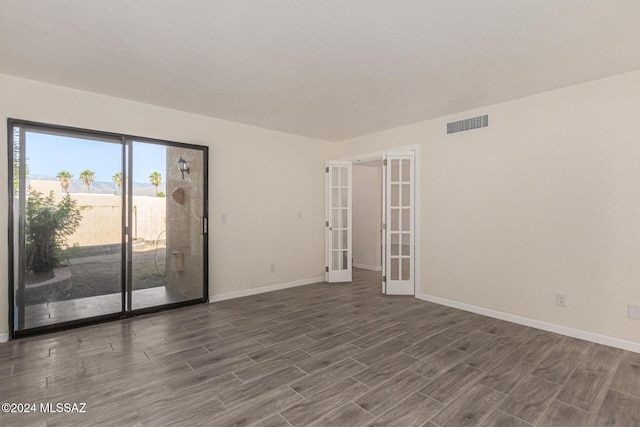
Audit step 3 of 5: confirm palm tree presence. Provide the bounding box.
[79,170,96,193]
[56,171,73,193]
[112,172,123,194]
[149,171,162,196]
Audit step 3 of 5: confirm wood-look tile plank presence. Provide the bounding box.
[290,357,367,397]
[556,344,621,411]
[481,409,532,427]
[431,383,505,427]
[537,400,591,427]
[498,375,559,424]
[403,330,454,359]
[367,392,442,427]
[355,370,428,416]
[353,338,410,366]
[351,323,409,349]
[210,386,303,427]
[259,324,318,346]
[609,351,640,399]
[354,352,419,388]
[350,318,402,337]
[167,371,242,395]
[412,346,470,380]
[254,413,293,427]
[592,389,640,427]
[531,350,581,385]
[450,330,497,354]
[309,402,374,427]
[301,331,359,355]
[493,326,538,349]
[186,352,255,373]
[295,343,363,374]
[508,333,557,365]
[247,335,314,363]
[281,377,370,427]
[219,365,307,409]
[420,362,484,403]
[396,323,447,345]
[234,349,310,382]
[189,341,263,370]
[140,394,228,425]
[480,356,534,394]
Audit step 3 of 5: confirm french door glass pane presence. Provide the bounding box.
[391,183,399,205]
[402,184,411,206]
[391,257,399,280]
[391,159,400,181]
[402,159,411,182]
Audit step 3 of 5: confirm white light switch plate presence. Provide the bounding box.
[628,304,640,320]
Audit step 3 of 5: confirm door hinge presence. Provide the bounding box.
[383,159,387,166]
[382,222,387,230]
[325,266,329,273]
[202,217,208,234]
[382,275,387,282]
[326,221,329,227]
[326,166,329,173]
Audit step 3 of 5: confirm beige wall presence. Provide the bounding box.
[29,180,166,246]
[352,164,382,269]
[336,70,640,346]
[0,73,333,337]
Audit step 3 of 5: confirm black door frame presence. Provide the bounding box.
[7,118,209,339]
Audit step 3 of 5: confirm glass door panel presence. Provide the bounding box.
[12,126,123,331]
[130,141,205,309]
[383,151,414,295]
[325,160,352,282]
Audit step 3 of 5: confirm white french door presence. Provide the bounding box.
[382,151,415,295]
[325,161,352,282]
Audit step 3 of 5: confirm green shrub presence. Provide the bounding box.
[26,189,83,273]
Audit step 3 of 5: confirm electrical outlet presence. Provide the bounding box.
[556,293,567,307]
[270,264,276,273]
[628,304,640,320]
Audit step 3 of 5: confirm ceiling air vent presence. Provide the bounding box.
[446,114,489,135]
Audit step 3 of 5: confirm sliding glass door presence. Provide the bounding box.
[8,120,208,336]
[129,140,206,310]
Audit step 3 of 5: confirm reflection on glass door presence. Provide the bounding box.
[130,141,205,309]
[9,120,208,336]
[11,125,123,331]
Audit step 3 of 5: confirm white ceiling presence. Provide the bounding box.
[1,1,640,141]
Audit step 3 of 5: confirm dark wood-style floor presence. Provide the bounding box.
[1,269,639,426]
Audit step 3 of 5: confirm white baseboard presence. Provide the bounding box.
[210,276,324,302]
[416,292,640,354]
[0,333,8,343]
[353,263,382,271]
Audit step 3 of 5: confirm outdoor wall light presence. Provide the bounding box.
[178,157,190,179]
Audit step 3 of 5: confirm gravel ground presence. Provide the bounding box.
[26,244,167,303]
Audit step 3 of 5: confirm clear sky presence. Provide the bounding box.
[25,131,166,184]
